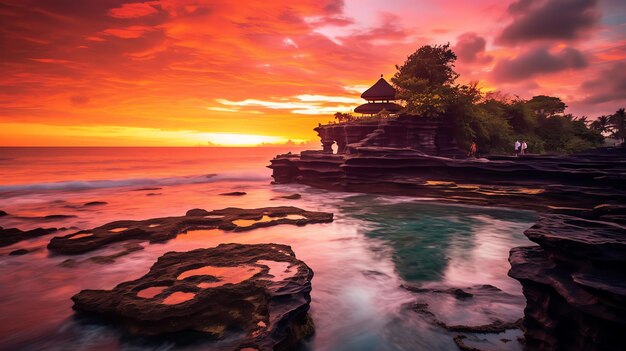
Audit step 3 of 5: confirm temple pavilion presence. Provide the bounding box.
[354,75,403,116]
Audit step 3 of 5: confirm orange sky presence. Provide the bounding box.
[1,0,625,146]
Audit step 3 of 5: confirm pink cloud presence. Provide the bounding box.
[108,1,160,19]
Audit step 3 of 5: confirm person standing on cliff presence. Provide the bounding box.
[521,141,528,155]
[514,139,521,156]
[469,141,477,158]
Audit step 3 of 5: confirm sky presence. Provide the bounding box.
[1,0,625,146]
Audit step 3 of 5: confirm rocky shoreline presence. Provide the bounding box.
[47,206,333,255]
[270,143,626,350]
[269,146,626,211]
[509,205,626,351]
[73,243,315,351]
[1,206,334,349]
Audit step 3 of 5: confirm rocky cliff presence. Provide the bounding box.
[509,205,626,351]
[270,125,626,350]
[270,146,626,211]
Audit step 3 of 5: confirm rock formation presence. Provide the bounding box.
[0,226,57,247]
[270,118,626,350]
[312,115,461,155]
[219,191,247,196]
[48,206,333,255]
[72,243,314,351]
[83,201,107,207]
[403,284,526,350]
[270,145,626,211]
[509,205,626,351]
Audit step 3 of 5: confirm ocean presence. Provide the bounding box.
[0,147,536,350]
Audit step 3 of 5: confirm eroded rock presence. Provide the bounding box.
[9,248,29,256]
[269,146,626,211]
[272,194,302,200]
[61,242,146,266]
[72,243,314,350]
[404,284,525,350]
[48,207,333,255]
[43,214,76,220]
[219,191,247,196]
[509,209,626,351]
[83,201,107,207]
[0,227,57,247]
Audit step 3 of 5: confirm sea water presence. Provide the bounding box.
[0,147,536,350]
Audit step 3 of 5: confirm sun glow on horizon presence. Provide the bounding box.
[0,123,307,147]
[1,0,624,146]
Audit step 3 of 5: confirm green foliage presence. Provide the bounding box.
[590,115,612,135]
[391,44,459,117]
[334,112,356,123]
[609,108,626,142]
[526,95,567,117]
[532,114,603,153]
[328,45,613,154]
[385,44,609,154]
[504,100,537,134]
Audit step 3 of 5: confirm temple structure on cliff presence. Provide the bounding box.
[354,75,403,116]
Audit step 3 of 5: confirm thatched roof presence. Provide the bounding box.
[361,76,396,101]
[354,102,402,114]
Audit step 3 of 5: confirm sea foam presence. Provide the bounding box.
[0,171,268,196]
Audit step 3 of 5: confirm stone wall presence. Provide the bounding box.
[312,115,462,157]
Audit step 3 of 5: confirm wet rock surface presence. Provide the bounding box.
[269,146,626,211]
[270,141,626,350]
[9,248,29,256]
[48,206,333,255]
[83,201,107,207]
[219,191,247,196]
[272,193,302,200]
[0,226,57,247]
[61,242,145,267]
[403,284,525,350]
[72,243,314,351]
[509,204,626,351]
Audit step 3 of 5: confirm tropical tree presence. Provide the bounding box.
[526,95,567,117]
[391,43,459,117]
[334,112,355,123]
[609,108,626,143]
[590,115,612,135]
[335,44,607,154]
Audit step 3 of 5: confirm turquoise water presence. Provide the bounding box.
[341,195,536,287]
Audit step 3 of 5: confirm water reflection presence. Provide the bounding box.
[340,195,536,292]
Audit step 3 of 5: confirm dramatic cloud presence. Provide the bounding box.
[491,47,588,82]
[496,0,600,45]
[108,1,160,19]
[0,0,623,145]
[581,62,626,104]
[453,32,492,63]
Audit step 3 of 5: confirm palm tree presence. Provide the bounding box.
[609,108,625,144]
[590,115,612,135]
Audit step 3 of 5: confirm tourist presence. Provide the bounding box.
[514,139,521,156]
[521,141,528,155]
[469,141,477,158]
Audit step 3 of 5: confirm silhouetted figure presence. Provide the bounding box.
[514,139,521,156]
[469,141,477,158]
[521,141,528,155]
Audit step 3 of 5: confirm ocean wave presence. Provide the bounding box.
[0,171,268,195]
